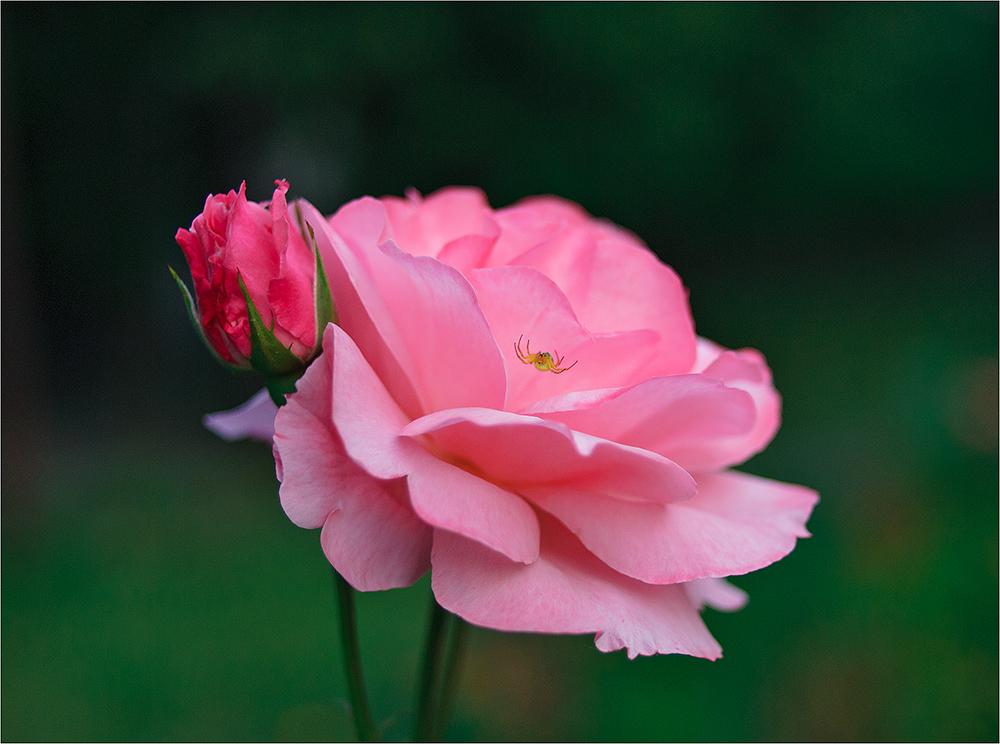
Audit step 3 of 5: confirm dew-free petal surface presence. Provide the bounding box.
[203,388,277,443]
[431,512,723,660]
[402,407,696,505]
[274,337,432,590]
[530,471,818,584]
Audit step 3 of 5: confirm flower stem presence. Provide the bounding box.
[434,614,468,742]
[333,568,379,742]
[412,598,451,742]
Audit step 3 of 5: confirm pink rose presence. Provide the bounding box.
[268,187,817,659]
[174,180,326,371]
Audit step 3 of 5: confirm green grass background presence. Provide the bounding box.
[3,4,996,741]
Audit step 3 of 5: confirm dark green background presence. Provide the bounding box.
[3,4,997,741]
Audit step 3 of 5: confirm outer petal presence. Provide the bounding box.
[530,471,818,585]
[431,512,723,660]
[693,336,726,373]
[273,335,432,590]
[203,388,278,443]
[525,374,758,472]
[323,322,413,481]
[327,323,540,565]
[317,474,431,591]
[176,185,249,361]
[401,407,696,505]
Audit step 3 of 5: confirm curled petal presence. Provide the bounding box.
[695,341,782,468]
[324,322,413,480]
[317,474,431,591]
[305,198,424,419]
[372,240,507,414]
[526,373,757,472]
[401,407,696,505]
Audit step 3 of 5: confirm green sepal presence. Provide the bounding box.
[169,265,253,372]
[238,273,306,378]
[292,203,338,356]
[307,222,338,356]
[264,369,304,407]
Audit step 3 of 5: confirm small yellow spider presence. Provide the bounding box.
[514,335,578,374]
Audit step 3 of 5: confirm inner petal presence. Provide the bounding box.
[469,265,662,411]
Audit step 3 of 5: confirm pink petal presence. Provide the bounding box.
[324,323,412,480]
[469,265,664,411]
[487,195,580,267]
[431,512,723,660]
[318,474,431,591]
[278,195,318,290]
[301,199,424,420]
[401,407,696,505]
[692,336,726,373]
[266,192,319,351]
[436,234,497,275]
[327,323,540,564]
[203,388,277,442]
[273,333,432,590]
[324,197,507,416]
[684,578,749,612]
[223,181,279,318]
[267,276,313,354]
[524,373,758,472]
[380,187,500,263]
[374,240,507,413]
[530,471,818,585]
[495,199,697,376]
[406,454,540,565]
[696,343,782,468]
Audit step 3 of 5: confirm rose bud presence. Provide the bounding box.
[172,180,334,403]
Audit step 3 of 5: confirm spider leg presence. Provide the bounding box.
[514,335,528,363]
[552,359,579,374]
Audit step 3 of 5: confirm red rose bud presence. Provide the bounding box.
[172,180,335,402]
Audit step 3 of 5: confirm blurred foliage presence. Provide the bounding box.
[2,3,997,742]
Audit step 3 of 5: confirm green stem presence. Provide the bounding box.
[434,615,469,742]
[412,598,451,742]
[333,568,379,742]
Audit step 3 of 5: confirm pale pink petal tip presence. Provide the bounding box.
[203,388,278,442]
[684,577,750,612]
